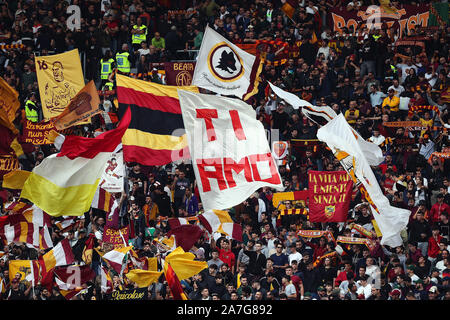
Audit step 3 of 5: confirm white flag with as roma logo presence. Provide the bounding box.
[192,25,263,101]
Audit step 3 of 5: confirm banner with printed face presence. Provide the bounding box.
[164,62,196,86]
[35,49,85,120]
[21,120,57,145]
[328,2,430,37]
[192,25,263,101]
[178,90,284,211]
[103,226,129,249]
[50,80,101,130]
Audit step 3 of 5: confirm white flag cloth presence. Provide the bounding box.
[268,82,313,109]
[301,106,383,166]
[317,113,410,247]
[178,90,284,211]
[192,25,263,100]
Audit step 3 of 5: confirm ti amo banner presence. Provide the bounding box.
[164,62,195,86]
[109,287,148,300]
[103,227,129,249]
[308,171,353,222]
[328,2,430,37]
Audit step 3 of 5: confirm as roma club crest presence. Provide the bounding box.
[207,42,244,82]
[272,141,289,159]
[325,205,335,219]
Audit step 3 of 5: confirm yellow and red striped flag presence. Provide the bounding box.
[116,74,198,165]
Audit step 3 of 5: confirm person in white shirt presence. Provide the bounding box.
[364,257,380,282]
[288,243,303,265]
[387,79,405,97]
[369,85,386,107]
[317,40,331,61]
[368,128,385,146]
[396,58,418,84]
[257,197,266,223]
[356,275,372,299]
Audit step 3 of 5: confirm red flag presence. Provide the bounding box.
[54,265,95,299]
[165,263,188,300]
[166,224,203,252]
[308,171,353,222]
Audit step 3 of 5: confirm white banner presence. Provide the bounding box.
[268,82,313,109]
[178,90,284,211]
[99,149,124,193]
[192,25,262,100]
[317,114,410,247]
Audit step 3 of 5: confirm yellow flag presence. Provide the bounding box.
[147,257,158,272]
[165,246,208,281]
[8,260,33,283]
[125,269,162,288]
[35,49,85,120]
[2,170,31,190]
[0,76,20,134]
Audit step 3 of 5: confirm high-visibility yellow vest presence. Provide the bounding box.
[102,82,114,91]
[132,25,147,44]
[100,58,114,80]
[25,100,38,122]
[116,52,130,73]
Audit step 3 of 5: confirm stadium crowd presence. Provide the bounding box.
[0,0,449,300]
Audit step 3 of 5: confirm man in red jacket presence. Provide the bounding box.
[430,194,450,224]
[428,226,443,263]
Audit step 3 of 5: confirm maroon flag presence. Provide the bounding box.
[308,171,353,222]
[164,62,195,86]
[167,224,203,252]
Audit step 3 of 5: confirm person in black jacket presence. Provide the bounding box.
[408,211,432,256]
[244,241,267,278]
[302,260,321,293]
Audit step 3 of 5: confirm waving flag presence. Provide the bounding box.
[91,187,114,212]
[39,226,53,249]
[167,224,204,253]
[39,238,75,273]
[101,246,133,274]
[125,269,162,288]
[54,265,95,300]
[116,74,198,166]
[178,90,283,211]
[100,266,113,294]
[21,107,131,217]
[165,246,208,281]
[317,113,410,247]
[0,222,40,248]
[192,25,262,100]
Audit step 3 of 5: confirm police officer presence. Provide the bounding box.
[100,50,114,88]
[115,43,133,75]
[131,17,147,51]
[25,92,39,123]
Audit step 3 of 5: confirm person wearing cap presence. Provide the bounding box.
[389,288,402,300]
[428,285,440,300]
